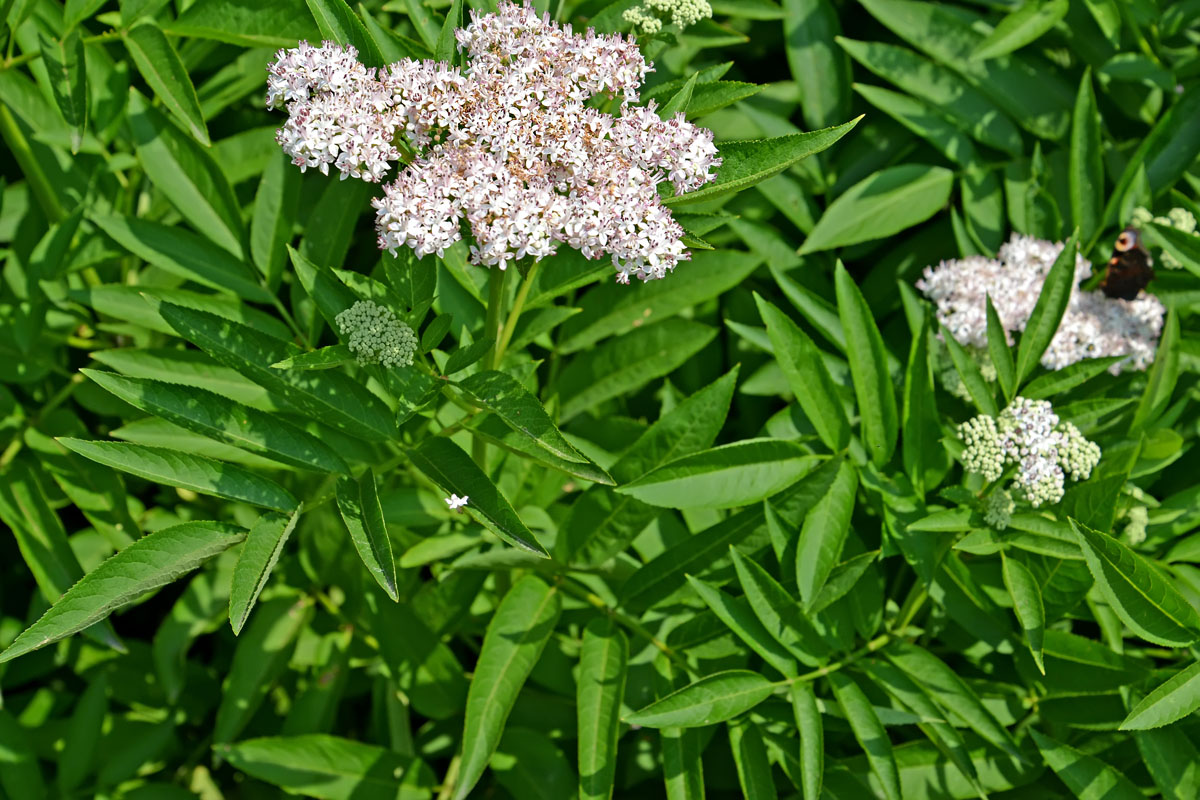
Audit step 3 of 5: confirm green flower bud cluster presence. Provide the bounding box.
[335,300,417,368]
[958,397,1101,508]
[1131,206,1198,270]
[624,0,712,35]
[1122,505,1149,546]
[984,489,1015,531]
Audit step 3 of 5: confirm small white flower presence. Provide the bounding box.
[445,494,469,511]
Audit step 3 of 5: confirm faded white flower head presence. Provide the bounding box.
[268,2,721,283]
[984,489,1014,531]
[445,494,469,511]
[625,0,713,35]
[1122,505,1149,546]
[917,233,1165,374]
[958,397,1100,508]
[335,300,418,368]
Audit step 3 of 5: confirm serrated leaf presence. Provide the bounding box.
[1031,730,1142,800]
[124,22,209,145]
[271,345,355,370]
[58,438,298,512]
[39,31,87,153]
[435,0,462,63]
[168,0,321,47]
[791,683,823,800]
[1121,661,1200,731]
[443,336,494,376]
[220,735,433,799]
[783,0,850,130]
[1071,519,1200,647]
[796,458,857,606]
[455,576,560,800]
[810,551,880,615]
[986,295,1015,401]
[465,415,614,486]
[81,370,348,474]
[577,618,628,800]
[1134,724,1200,800]
[728,718,777,799]
[827,672,901,800]
[972,0,1068,61]
[1069,69,1102,247]
[1130,306,1179,432]
[229,510,302,635]
[251,151,300,287]
[687,577,798,677]
[616,440,822,509]
[336,470,398,602]
[941,322,998,416]
[665,119,860,206]
[407,437,546,556]
[802,165,953,253]
[1002,551,1046,673]
[625,670,774,728]
[835,264,898,466]
[1020,356,1123,400]
[305,0,384,66]
[455,370,585,464]
[1014,230,1079,385]
[730,549,831,667]
[0,521,244,664]
[754,294,851,452]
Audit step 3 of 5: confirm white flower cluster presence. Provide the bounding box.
[958,397,1101,508]
[624,0,713,35]
[917,233,1165,374]
[335,300,418,368]
[266,2,722,284]
[1132,206,1197,270]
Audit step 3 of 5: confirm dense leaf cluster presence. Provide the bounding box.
[2,0,1200,799]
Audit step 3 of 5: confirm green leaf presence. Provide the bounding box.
[555,318,717,423]
[0,521,244,664]
[1122,661,1200,731]
[127,90,244,255]
[1014,229,1079,385]
[811,551,881,615]
[455,576,561,800]
[665,118,861,206]
[852,83,976,166]
[1002,551,1046,674]
[407,437,546,556]
[229,510,302,635]
[827,672,901,800]
[1144,221,1200,276]
[754,294,851,452]
[577,618,628,800]
[624,670,774,728]
[616,440,822,509]
[885,641,1023,761]
[56,673,108,793]
[729,549,831,667]
[221,734,433,799]
[1071,519,1200,647]
[901,314,942,495]
[838,37,1023,156]
[39,31,87,153]
[434,0,462,63]
[157,301,396,441]
[1069,69,1102,247]
[559,250,763,354]
[168,0,321,47]
[985,295,1015,401]
[81,370,348,474]
[1134,725,1200,800]
[1130,307,1179,432]
[215,595,311,743]
[783,0,849,130]
[443,336,494,376]
[941,322,998,416]
[1020,356,1124,401]
[801,165,953,253]
[791,683,823,800]
[1031,729,1143,800]
[58,438,298,512]
[271,345,355,370]
[455,370,586,464]
[972,0,1068,61]
[305,0,384,66]
[336,470,399,602]
[686,81,765,117]
[687,577,798,677]
[465,415,613,486]
[653,658,706,800]
[490,729,574,800]
[796,459,858,606]
[251,151,300,287]
[835,264,898,466]
[728,719,777,799]
[92,214,268,302]
[124,22,209,146]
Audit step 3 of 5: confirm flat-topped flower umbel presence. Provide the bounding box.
[267,2,722,284]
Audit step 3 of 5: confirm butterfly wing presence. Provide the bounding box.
[1100,230,1154,300]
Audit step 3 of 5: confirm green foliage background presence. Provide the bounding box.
[2,0,1200,798]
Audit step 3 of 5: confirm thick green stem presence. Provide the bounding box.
[494,259,542,365]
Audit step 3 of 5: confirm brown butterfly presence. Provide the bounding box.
[1100,227,1155,300]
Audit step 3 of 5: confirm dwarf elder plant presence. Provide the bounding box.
[2,0,1200,798]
